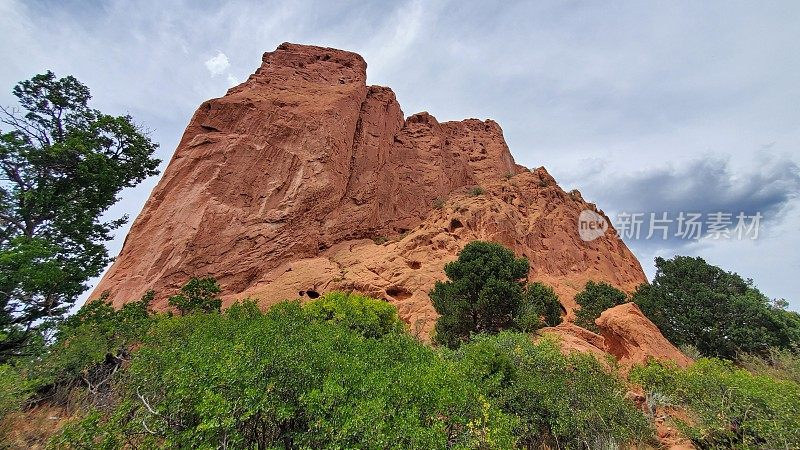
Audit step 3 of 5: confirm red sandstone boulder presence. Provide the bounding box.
[541,303,692,370]
[539,322,609,361]
[596,302,693,368]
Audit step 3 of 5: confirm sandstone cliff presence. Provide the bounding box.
[92,43,647,336]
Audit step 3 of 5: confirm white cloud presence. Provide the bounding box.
[226,73,239,86]
[204,52,230,77]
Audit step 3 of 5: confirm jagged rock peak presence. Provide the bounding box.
[92,43,647,340]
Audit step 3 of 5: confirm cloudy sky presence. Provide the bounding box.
[1,0,798,309]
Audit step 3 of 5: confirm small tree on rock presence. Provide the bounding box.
[168,277,222,315]
[431,241,562,348]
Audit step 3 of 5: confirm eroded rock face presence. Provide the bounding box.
[596,303,693,368]
[92,43,647,337]
[540,302,692,369]
[538,323,610,362]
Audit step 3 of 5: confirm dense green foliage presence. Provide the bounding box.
[1,240,797,449]
[303,291,406,338]
[0,72,160,360]
[167,277,222,315]
[431,241,561,348]
[518,282,562,331]
[574,281,627,333]
[0,290,155,428]
[634,256,800,358]
[44,293,658,449]
[52,300,516,449]
[33,291,155,390]
[0,363,32,417]
[631,358,800,448]
[453,333,652,449]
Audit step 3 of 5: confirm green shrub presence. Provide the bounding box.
[631,358,800,448]
[517,282,562,331]
[679,343,703,361]
[302,291,406,338]
[0,364,33,417]
[454,333,653,448]
[53,301,516,449]
[32,291,155,390]
[167,277,222,315]
[468,186,485,197]
[49,410,118,450]
[574,281,627,333]
[433,197,446,209]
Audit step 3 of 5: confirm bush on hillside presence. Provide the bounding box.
[633,256,800,358]
[20,291,157,409]
[51,300,516,449]
[574,281,627,333]
[453,332,653,448]
[303,291,406,338]
[167,277,222,315]
[0,364,33,417]
[0,290,157,438]
[738,346,800,384]
[35,291,154,385]
[468,186,485,196]
[631,358,800,448]
[517,282,562,331]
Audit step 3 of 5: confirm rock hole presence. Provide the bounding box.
[298,291,305,297]
[386,286,412,301]
[306,289,320,299]
[448,218,464,232]
[407,260,421,270]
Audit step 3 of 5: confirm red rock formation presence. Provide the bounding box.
[92,43,647,337]
[539,323,610,362]
[540,303,693,370]
[596,303,693,368]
